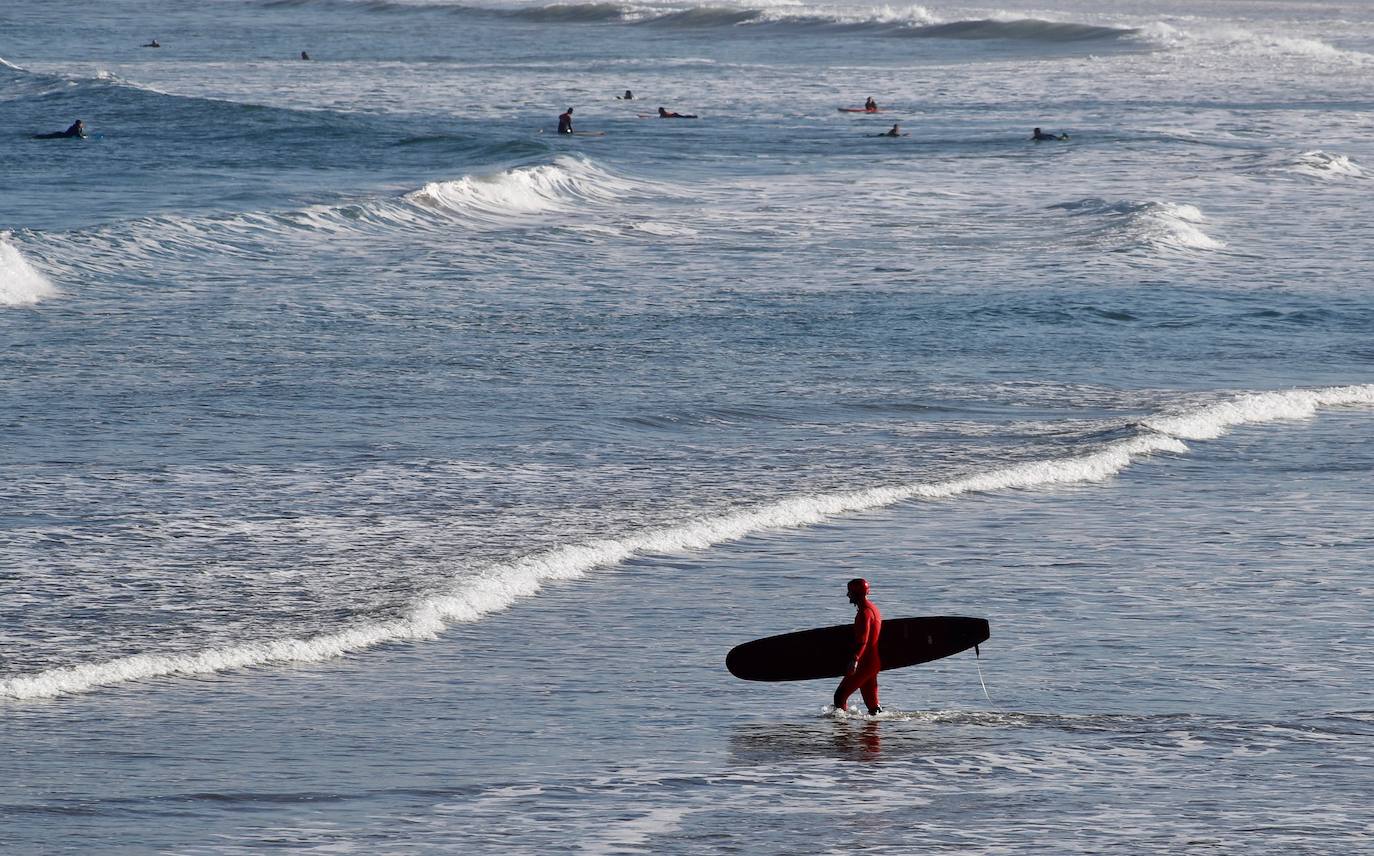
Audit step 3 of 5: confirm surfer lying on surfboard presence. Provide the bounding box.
[33,119,86,140]
[656,107,698,119]
[1032,126,1069,141]
[872,123,908,137]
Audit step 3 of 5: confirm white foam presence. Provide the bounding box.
[1056,198,1224,252]
[24,157,653,274]
[625,221,698,237]
[750,3,940,28]
[1136,202,1224,251]
[0,235,58,307]
[405,156,635,220]
[1133,20,1373,65]
[6,385,1372,700]
[1143,385,1374,441]
[579,806,697,855]
[1289,151,1366,180]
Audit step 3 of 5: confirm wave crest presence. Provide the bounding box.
[1288,150,1366,180]
[406,157,635,219]
[512,2,629,22]
[0,235,57,307]
[1143,385,1374,440]
[1053,198,1225,253]
[910,18,1130,42]
[246,0,1134,43]
[22,157,645,277]
[1134,21,1373,65]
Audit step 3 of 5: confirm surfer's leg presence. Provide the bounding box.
[833,673,860,710]
[847,659,879,713]
[860,678,879,714]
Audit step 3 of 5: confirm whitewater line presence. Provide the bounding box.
[4,384,1371,700]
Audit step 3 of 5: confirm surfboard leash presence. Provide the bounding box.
[973,644,994,704]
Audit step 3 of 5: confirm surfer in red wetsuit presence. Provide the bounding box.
[833,578,883,715]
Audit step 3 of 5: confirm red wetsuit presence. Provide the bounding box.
[833,598,881,712]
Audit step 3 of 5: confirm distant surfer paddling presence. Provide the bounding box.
[558,106,574,135]
[33,119,86,140]
[874,123,906,137]
[1032,127,1068,141]
[657,107,697,119]
[833,578,883,716]
[618,90,634,100]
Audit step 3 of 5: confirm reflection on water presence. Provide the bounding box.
[727,712,1003,765]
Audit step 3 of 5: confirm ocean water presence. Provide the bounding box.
[2,0,1372,851]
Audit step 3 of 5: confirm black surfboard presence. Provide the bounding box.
[726,616,989,682]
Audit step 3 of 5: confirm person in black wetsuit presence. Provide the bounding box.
[33,119,86,139]
[879,123,902,137]
[1032,127,1065,141]
[657,107,697,118]
[619,90,634,100]
[144,39,160,47]
[301,51,311,60]
[864,97,878,112]
[558,107,574,134]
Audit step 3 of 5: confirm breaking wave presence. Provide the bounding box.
[1142,385,1374,440]
[1052,198,1225,253]
[251,0,1134,42]
[406,157,636,217]
[5,384,1371,700]
[1287,151,1366,180]
[545,6,1131,42]
[0,235,57,307]
[512,1,631,22]
[1134,21,1374,65]
[21,157,648,275]
[904,18,1129,42]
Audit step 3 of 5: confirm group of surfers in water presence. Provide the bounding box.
[556,94,1066,141]
[558,103,697,133]
[142,38,310,58]
[32,94,1059,144]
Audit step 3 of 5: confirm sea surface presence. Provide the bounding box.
[2,0,1372,852]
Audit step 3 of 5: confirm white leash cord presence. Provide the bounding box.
[974,649,993,704]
